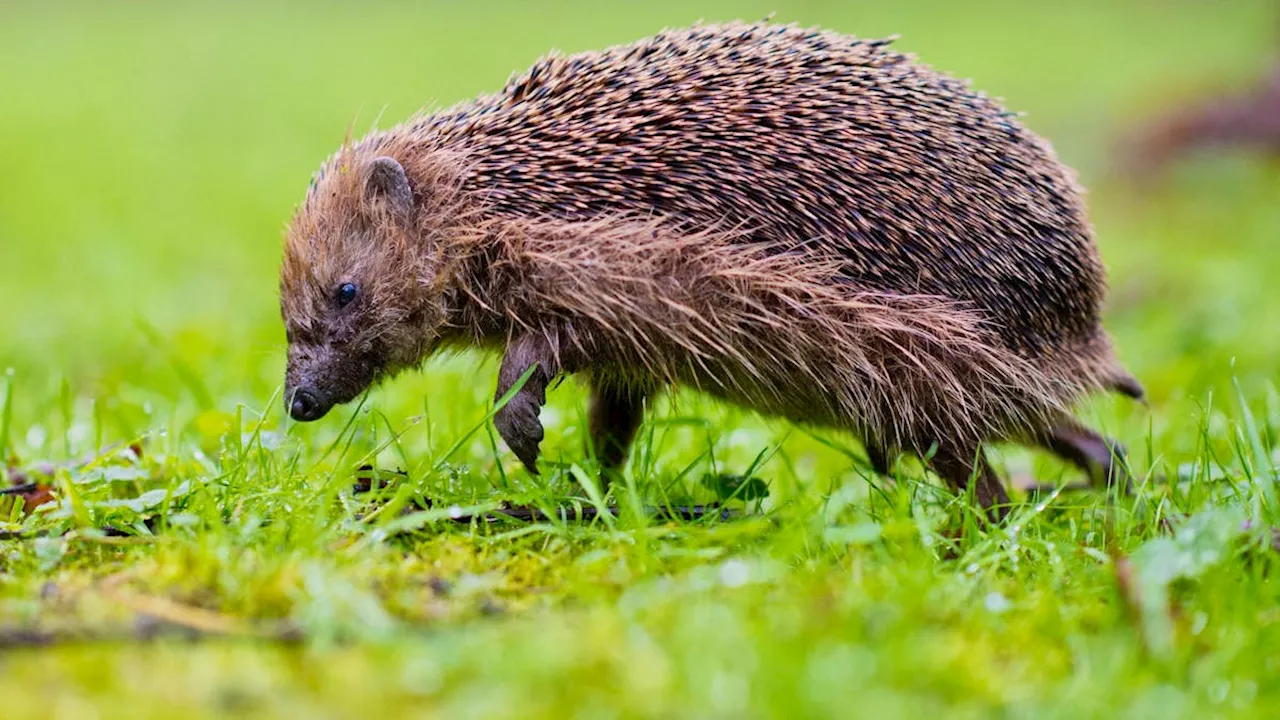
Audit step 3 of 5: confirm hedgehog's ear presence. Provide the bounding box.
[365,156,413,220]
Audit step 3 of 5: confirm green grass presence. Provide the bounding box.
[2,0,1280,717]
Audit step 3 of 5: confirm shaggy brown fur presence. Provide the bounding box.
[280,22,1142,516]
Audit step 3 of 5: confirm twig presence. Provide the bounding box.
[469,503,735,524]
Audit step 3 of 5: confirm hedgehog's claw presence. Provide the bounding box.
[495,391,544,475]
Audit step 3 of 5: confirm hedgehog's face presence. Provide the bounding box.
[280,155,445,422]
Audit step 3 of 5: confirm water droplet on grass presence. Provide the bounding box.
[984,591,1011,613]
[719,559,750,588]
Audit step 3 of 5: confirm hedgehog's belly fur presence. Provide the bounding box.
[543,223,1082,456]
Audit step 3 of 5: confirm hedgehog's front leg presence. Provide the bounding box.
[494,335,561,474]
[588,381,649,480]
[1038,419,1132,493]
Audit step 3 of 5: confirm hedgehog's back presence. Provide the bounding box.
[404,22,1106,358]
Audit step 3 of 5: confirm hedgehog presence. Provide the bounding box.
[279,22,1143,516]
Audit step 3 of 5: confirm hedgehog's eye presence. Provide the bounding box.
[336,282,358,308]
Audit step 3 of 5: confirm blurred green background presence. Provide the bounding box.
[2,1,1279,717]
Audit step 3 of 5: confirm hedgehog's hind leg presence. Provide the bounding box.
[865,440,894,476]
[930,444,1010,520]
[588,381,649,483]
[1037,418,1132,493]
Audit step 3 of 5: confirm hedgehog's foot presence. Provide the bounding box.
[588,383,648,486]
[930,444,1010,521]
[1037,420,1131,494]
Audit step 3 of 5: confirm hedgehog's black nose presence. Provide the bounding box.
[289,388,326,422]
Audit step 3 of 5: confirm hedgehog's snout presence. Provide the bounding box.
[288,387,330,422]
[284,341,380,422]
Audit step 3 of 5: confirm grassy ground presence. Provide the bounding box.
[2,0,1279,717]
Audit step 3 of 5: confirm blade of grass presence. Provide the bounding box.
[0,368,13,464]
[1233,371,1276,520]
[430,365,536,472]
